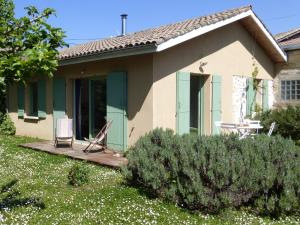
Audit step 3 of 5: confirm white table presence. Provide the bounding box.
[237,124,263,139]
[218,122,263,139]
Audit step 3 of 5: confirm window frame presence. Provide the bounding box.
[281,79,300,101]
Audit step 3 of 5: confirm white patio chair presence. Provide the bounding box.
[55,118,73,148]
[215,122,237,134]
[267,122,276,136]
[246,120,262,135]
[214,121,222,134]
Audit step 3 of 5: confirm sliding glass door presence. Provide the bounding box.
[89,78,106,138]
[74,77,106,140]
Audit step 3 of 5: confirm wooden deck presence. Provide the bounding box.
[20,141,128,168]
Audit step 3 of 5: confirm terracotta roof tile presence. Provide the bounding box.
[275,28,300,47]
[59,5,252,60]
[275,28,300,41]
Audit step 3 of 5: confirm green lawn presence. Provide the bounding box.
[0,135,299,225]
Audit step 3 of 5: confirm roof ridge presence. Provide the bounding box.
[59,5,255,60]
[130,5,252,35]
[275,28,300,41]
[61,5,252,51]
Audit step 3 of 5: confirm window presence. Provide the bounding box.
[281,80,300,101]
[30,82,38,116]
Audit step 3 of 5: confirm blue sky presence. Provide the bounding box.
[14,0,300,45]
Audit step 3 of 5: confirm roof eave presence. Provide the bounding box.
[59,44,157,66]
[282,44,300,51]
[156,10,287,63]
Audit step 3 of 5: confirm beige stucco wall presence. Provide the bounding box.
[274,49,300,106]
[8,54,154,146]
[153,21,275,133]
[8,78,54,140]
[8,21,277,145]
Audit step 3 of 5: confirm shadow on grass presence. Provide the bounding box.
[0,179,45,211]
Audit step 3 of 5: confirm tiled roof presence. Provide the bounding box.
[275,28,300,47]
[59,5,252,60]
[275,28,300,41]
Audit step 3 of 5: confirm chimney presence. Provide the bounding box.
[121,14,128,36]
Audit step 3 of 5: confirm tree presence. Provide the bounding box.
[0,0,66,85]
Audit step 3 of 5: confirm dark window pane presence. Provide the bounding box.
[291,94,295,99]
[30,82,38,116]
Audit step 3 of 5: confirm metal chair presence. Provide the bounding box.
[267,122,276,136]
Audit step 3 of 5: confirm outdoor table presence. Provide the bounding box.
[236,124,263,138]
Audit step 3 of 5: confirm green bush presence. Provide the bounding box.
[68,164,90,187]
[0,113,16,135]
[256,106,300,142]
[123,128,300,217]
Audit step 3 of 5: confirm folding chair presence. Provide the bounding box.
[83,120,112,152]
[268,122,276,136]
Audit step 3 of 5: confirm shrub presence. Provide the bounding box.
[68,164,90,187]
[0,113,16,135]
[256,106,300,142]
[123,128,300,217]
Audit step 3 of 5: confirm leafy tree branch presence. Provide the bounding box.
[0,0,67,85]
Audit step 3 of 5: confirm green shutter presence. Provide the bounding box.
[198,77,205,135]
[17,84,25,117]
[262,80,269,111]
[176,71,190,135]
[246,78,255,116]
[38,79,47,118]
[107,72,127,151]
[29,83,34,115]
[53,78,66,136]
[211,75,222,135]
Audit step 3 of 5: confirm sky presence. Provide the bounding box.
[14,0,300,46]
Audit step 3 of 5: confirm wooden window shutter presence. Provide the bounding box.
[106,72,128,151]
[176,71,190,135]
[211,75,222,135]
[38,79,47,118]
[246,78,255,116]
[262,80,269,111]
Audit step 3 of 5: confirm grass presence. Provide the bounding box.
[0,135,299,225]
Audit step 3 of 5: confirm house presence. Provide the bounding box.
[274,28,300,105]
[7,6,286,151]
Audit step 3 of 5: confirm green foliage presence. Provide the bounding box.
[256,106,300,141]
[0,77,6,114]
[124,128,300,217]
[0,134,298,224]
[68,163,90,187]
[0,0,67,84]
[0,113,15,135]
[251,60,259,91]
[254,103,262,114]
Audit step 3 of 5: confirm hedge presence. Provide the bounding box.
[123,129,300,217]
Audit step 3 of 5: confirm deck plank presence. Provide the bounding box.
[20,141,128,168]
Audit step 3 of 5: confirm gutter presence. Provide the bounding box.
[282,44,300,51]
[59,44,157,66]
